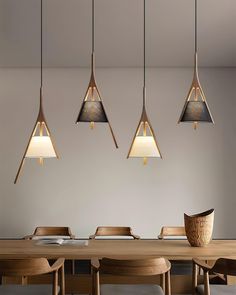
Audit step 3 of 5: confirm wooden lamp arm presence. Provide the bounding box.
[50,258,65,272]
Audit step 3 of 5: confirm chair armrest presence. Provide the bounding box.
[193,258,212,272]
[91,258,100,270]
[89,234,96,240]
[51,258,65,272]
[23,235,34,240]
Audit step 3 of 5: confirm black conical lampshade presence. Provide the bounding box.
[180,100,213,122]
[178,0,214,129]
[75,0,118,147]
[76,79,108,123]
[77,101,108,123]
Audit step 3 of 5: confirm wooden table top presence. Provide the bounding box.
[0,239,236,260]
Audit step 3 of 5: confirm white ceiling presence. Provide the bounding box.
[0,0,235,68]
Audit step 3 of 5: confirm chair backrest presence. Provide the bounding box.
[0,258,65,295]
[33,226,73,237]
[100,257,171,276]
[90,226,140,239]
[158,226,186,239]
[0,258,52,276]
[212,258,236,276]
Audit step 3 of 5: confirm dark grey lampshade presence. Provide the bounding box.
[76,101,108,123]
[180,101,213,122]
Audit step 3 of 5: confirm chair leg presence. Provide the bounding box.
[71,260,75,295]
[192,262,198,295]
[204,271,210,295]
[160,273,165,294]
[53,270,59,295]
[92,269,100,295]
[60,264,65,295]
[165,270,171,295]
[71,260,75,275]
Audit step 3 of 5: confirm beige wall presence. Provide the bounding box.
[0,67,235,238]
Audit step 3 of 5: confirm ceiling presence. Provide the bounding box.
[0,0,235,68]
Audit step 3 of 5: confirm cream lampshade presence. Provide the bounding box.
[129,136,161,158]
[26,136,57,158]
[127,0,162,165]
[14,0,58,183]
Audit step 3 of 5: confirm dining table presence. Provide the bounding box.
[1,239,236,294]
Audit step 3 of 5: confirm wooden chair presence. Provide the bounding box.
[24,227,75,239]
[92,257,171,295]
[24,227,75,274]
[0,258,65,295]
[89,226,140,239]
[158,226,192,276]
[193,258,236,295]
[158,226,186,240]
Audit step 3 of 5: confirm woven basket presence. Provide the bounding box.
[184,209,214,247]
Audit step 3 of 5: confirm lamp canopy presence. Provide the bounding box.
[178,0,214,129]
[14,0,58,183]
[75,0,118,148]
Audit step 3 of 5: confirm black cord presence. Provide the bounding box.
[195,0,197,54]
[41,0,43,89]
[143,0,146,88]
[92,0,95,53]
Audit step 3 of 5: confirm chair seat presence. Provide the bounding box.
[101,284,164,295]
[197,284,236,295]
[0,284,60,295]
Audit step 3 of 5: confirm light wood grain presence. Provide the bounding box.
[0,258,65,295]
[24,226,75,240]
[92,257,171,295]
[0,239,235,261]
[158,226,186,239]
[193,258,236,295]
[89,226,140,239]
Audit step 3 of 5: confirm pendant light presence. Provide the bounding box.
[127,0,162,165]
[14,0,59,184]
[178,0,214,129]
[76,0,118,148]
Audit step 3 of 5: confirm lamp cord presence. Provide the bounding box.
[144,0,146,88]
[143,0,146,107]
[40,0,43,89]
[195,0,197,54]
[92,0,95,53]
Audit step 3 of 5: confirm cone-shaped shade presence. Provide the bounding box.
[180,101,213,122]
[129,135,161,158]
[76,101,108,123]
[178,54,214,126]
[75,54,118,148]
[14,101,59,183]
[26,136,57,158]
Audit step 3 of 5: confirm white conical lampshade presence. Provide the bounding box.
[129,136,161,158]
[26,136,57,158]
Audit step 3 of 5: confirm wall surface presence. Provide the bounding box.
[0,67,235,238]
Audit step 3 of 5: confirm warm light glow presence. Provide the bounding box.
[129,136,161,158]
[26,136,57,158]
[90,121,95,129]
